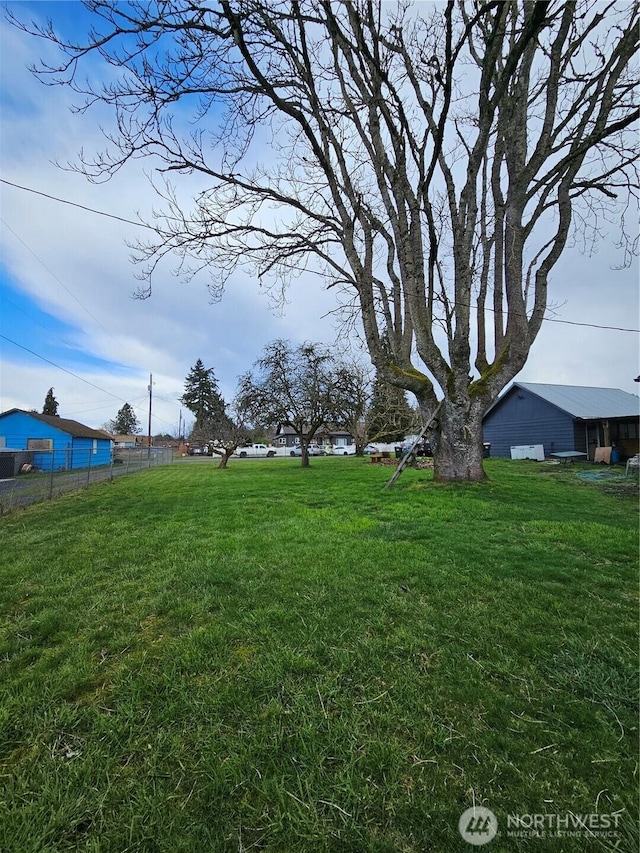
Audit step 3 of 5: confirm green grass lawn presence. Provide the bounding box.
[0,458,637,852]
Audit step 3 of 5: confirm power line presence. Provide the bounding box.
[0,179,150,229]
[67,394,150,420]
[1,334,125,400]
[3,178,637,334]
[65,402,126,416]
[1,287,76,352]
[1,218,143,367]
[543,316,638,333]
[0,334,177,428]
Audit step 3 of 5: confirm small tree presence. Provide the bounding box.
[42,388,59,417]
[237,340,351,468]
[329,361,420,453]
[187,405,250,468]
[327,360,371,456]
[187,420,214,448]
[108,403,141,435]
[207,400,252,470]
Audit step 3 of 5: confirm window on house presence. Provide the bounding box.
[618,422,639,440]
[93,439,98,454]
[27,438,53,451]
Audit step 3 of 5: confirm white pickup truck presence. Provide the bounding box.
[232,443,279,458]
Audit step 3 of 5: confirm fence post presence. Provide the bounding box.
[48,450,55,500]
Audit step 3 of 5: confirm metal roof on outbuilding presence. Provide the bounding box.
[490,383,640,420]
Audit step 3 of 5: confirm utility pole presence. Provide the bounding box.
[178,409,182,444]
[147,372,153,459]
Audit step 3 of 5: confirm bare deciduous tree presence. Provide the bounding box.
[237,340,352,467]
[15,1,638,481]
[330,361,420,453]
[207,407,252,469]
[327,360,371,455]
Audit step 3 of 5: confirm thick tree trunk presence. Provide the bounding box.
[217,449,234,469]
[212,446,236,469]
[432,400,487,483]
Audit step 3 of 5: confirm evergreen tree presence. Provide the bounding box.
[109,403,141,435]
[181,359,229,430]
[367,374,418,443]
[42,387,59,417]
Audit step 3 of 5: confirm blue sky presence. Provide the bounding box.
[1,2,638,433]
[0,1,337,432]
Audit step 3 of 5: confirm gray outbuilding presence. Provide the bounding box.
[482,382,640,461]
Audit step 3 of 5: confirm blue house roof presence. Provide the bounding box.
[0,409,112,440]
[485,383,640,420]
[0,409,113,472]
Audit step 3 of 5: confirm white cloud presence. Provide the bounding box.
[0,11,341,429]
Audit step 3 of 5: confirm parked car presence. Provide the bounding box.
[289,444,326,456]
[309,444,327,456]
[330,444,356,455]
[363,444,379,454]
[233,443,278,458]
[401,441,432,457]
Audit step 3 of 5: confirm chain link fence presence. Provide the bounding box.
[0,447,174,513]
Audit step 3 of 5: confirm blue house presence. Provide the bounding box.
[483,383,640,460]
[0,409,113,472]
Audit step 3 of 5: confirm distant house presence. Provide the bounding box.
[111,434,146,448]
[0,409,113,472]
[482,383,640,460]
[272,424,354,448]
